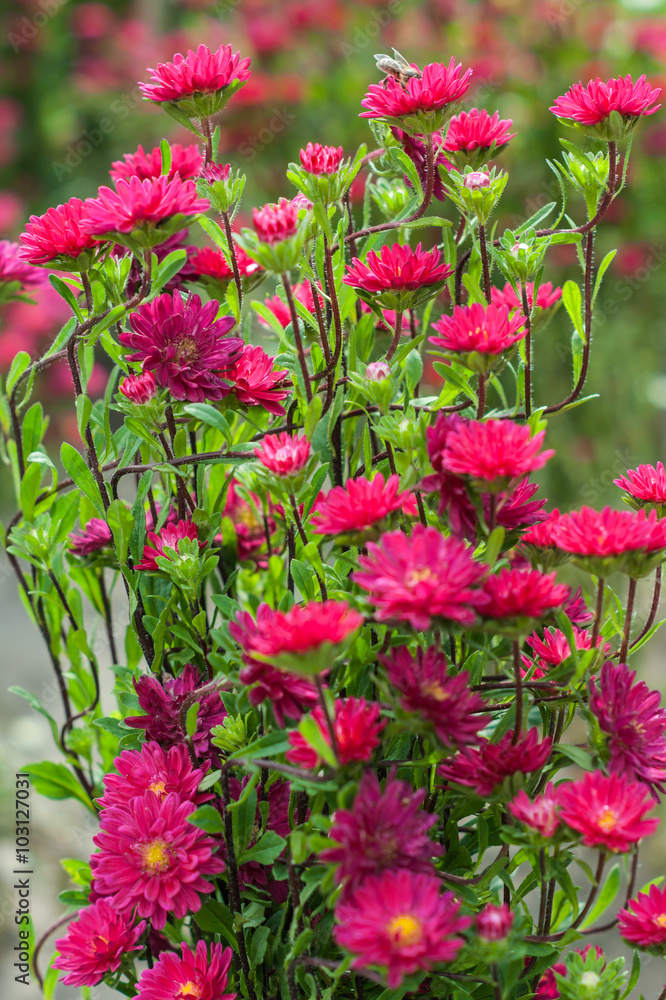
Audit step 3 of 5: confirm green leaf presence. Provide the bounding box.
[562,279,585,342]
[49,275,83,320]
[43,952,60,1000]
[186,701,200,738]
[238,829,287,866]
[5,351,31,395]
[578,864,621,930]
[160,138,172,175]
[555,744,595,770]
[106,498,134,565]
[297,713,337,768]
[183,403,231,442]
[592,249,618,307]
[25,761,95,812]
[187,805,224,833]
[226,730,291,760]
[60,442,106,517]
[9,686,60,746]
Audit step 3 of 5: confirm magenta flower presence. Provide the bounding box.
[0,240,48,294]
[238,658,319,727]
[191,245,263,283]
[334,869,471,988]
[481,568,570,621]
[476,903,514,941]
[524,626,608,678]
[69,518,113,557]
[312,473,413,536]
[119,370,156,404]
[551,74,661,127]
[287,698,385,768]
[140,43,251,104]
[444,108,516,153]
[442,418,554,489]
[438,728,553,797]
[124,662,226,755]
[254,431,311,476]
[320,770,441,897]
[91,791,224,928]
[224,344,289,416]
[557,770,659,852]
[135,940,236,1000]
[430,302,526,371]
[354,525,489,629]
[221,478,276,563]
[381,645,490,747]
[200,161,231,184]
[119,291,243,402]
[135,519,202,572]
[109,143,203,182]
[361,59,473,129]
[619,883,666,951]
[491,281,562,312]
[19,197,100,268]
[300,142,344,174]
[253,197,300,244]
[614,462,666,505]
[344,242,452,304]
[589,661,666,792]
[483,480,549,534]
[552,506,666,577]
[509,783,561,838]
[53,900,145,987]
[97,742,208,810]
[83,176,209,239]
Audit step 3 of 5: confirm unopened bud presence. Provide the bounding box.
[366,361,391,381]
[199,161,231,184]
[511,242,530,257]
[120,370,156,404]
[476,903,514,941]
[580,972,601,989]
[464,170,490,189]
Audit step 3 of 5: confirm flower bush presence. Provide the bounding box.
[2,36,666,1000]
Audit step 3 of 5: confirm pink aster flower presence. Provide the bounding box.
[476,903,514,941]
[140,43,252,103]
[430,302,526,362]
[442,418,554,487]
[259,280,321,329]
[481,568,570,620]
[557,769,659,852]
[334,869,470,989]
[109,143,203,182]
[360,59,473,123]
[190,245,262,283]
[589,661,666,792]
[135,519,202,572]
[509,783,561,838]
[300,142,344,174]
[614,462,666,505]
[381,645,490,747]
[221,478,276,562]
[438,728,553,796]
[53,900,145,988]
[484,480,549,533]
[119,291,243,402]
[238,658,318,727]
[619,883,666,950]
[82,176,209,238]
[344,242,451,296]
[287,698,386,768]
[135,940,236,1000]
[254,431,311,476]
[550,74,661,126]
[18,197,100,267]
[444,108,516,152]
[523,626,608,678]
[97,742,208,811]
[0,240,48,292]
[69,518,113,557]
[124,663,226,755]
[253,197,299,244]
[119,370,156,404]
[91,791,224,928]
[200,161,231,184]
[224,344,289,416]
[491,281,562,312]
[321,769,441,895]
[551,506,666,576]
[520,509,562,549]
[565,586,595,625]
[354,525,489,629]
[312,473,413,536]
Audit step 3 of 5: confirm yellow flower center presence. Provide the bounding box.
[655,914,666,927]
[177,983,202,999]
[596,806,617,832]
[138,837,172,874]
[387,914,423,946]
[422,681,450,702]
[148,778,167,798]
[405,567,433,588]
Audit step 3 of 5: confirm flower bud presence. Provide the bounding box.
[464,170,491,189]
[476,903,514,941]
[120,371,156,404]
[366,361,391,382]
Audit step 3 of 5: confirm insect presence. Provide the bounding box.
[374,48,422,90]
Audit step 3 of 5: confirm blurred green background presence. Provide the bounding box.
[1,0,666,506]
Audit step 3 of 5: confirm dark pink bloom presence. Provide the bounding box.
[321,770,441,896]
[191,245,262,282]
[360,59,473,121]
[482,568,570,620]
[225,344,289,416]
[334,869,470,989]
[619,883,666,950]
[125,663,226,755]
[551,74,661,126]
[119,291,243,403]
[140,43,251,103]
[484,480,549,533]
[254,431,311,476]
[253,197,299,243]
[438,728,553,796]
[381,645,490,747]
[344,242,451,295]
[442,419,554,486]
[69,518,112,556]
[354,525,488,630]
[430,302,526,356]
[91,791,224,928]
[509,783,561,838]
[200,162,231,184]
[109,143,203,182]
[238,658,319,727]
[83,176,209,237]
[552,506,666,556]
[135,940,236,1000]
[520,509,562,549]
[53,900,145,987]
[564,586,594,625]
[222,478,276,562]
[444,108,516,152]
[491,281,562,312]
[476,903,514,941]
[312,473,413,535]
[97,742,208,811]
[300,142,344,174]
[0,240,47,291]
[589,661,666,792]
[19,197,100,266]
[119,370,156,404]
[557,770,659,852]
[135,519,202,572]
[523,627,608,678]
[614,462,666,504]
[287,698,385,768]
